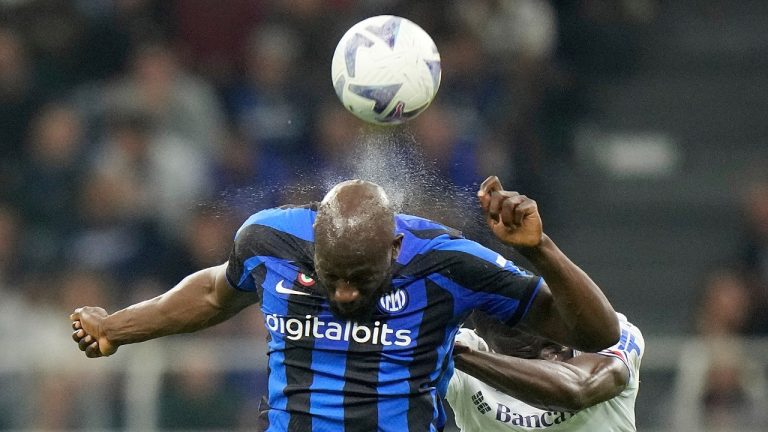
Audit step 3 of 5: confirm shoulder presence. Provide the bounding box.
[236,203,317,243]
[396,214,531,273]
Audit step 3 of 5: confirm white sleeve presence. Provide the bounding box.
[594,313,645,380]
[455,328,490,352]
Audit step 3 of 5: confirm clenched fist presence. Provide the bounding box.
[70,306,117,358]
[477,176,543,248]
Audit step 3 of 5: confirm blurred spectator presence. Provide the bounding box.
[0,203,22,288]
[211,127,291,219]
[0,26,41,200]
[66,170,168,283]
[172,0,265,87]
[162,205,240,285]
[311,101,361,182]
[225,23,311,172]
[410,101,498,189]
[158,348,241,430]
[694,268,752,337]
[104,38,226,157]
[671,338,767,431]
[670,267,767,430]
[91,109,213,239]
[18,102,88,268]
[0,269,117,429]
[738,176,768,334]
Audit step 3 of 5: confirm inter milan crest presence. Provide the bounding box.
[377,288,408,314]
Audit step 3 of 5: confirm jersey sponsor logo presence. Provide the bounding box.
[378,288,408,313]
[471,391,492,414]
[495,403,576,428]
[265,313,413,346]
[275,280,312,296]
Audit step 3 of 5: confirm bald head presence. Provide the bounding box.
[315,180,395,253]
[313,180,401,321]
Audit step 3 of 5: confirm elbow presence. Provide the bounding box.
[577,315,621,353]
[600,315,621,349]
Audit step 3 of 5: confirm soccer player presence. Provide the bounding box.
[70,176,620,431]
[447,311,643,431]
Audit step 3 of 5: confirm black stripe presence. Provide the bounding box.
[285,295,324,432]
[236,223,314,267]
[400,249,539,299]
[226,223,316,295]
[407,278,454,431]
[342,318,386,431]
[406,227,463,240]
[504,276,542,326]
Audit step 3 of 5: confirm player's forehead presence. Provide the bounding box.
[315,243,390,273]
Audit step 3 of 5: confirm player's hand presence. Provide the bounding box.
[477,176,543,248]
[453,341,471,356]
[70,307,117,358]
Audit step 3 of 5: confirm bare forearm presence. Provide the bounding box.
[520,235,618,351]
[105,265,251,346]
[455,350,590,411]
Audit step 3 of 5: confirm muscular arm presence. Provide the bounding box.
[517,236,619,352]
[71,264,259,357]
[477,176,619,352]
[454,347,629,411]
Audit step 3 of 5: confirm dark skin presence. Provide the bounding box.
[71,177,619,357]
[453,345,629,411]
[453,313,629,412]
[313,180,403,322]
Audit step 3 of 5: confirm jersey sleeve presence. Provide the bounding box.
[581,313,644,381]
[454,328,490,352]
[225,222,264,295]
[225,206,316,300]
[434,238,542,326]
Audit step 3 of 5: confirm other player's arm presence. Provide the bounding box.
[478,176,619,352]
[70,264,259,358]
[453,345,629,411]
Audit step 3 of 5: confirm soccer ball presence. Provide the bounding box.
[331,15,441,125]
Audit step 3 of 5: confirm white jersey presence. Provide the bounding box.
[447,313,643,432]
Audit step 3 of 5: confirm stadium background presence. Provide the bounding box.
[1,0,767,430]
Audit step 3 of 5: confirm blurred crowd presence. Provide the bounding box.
[0,0,578,428]
[671,168,768,431]
[0,0,766,430]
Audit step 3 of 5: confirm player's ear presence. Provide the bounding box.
[391,234,404,260]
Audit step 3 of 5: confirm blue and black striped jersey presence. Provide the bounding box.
[225,203,542,432]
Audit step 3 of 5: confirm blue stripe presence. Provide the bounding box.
[238,256,263,291]
[309,346,347,430]
[237,207,315,242]
[377,279,425,429]
[434,239,528,274]
[428,272,521,323]
[261,263,292,429]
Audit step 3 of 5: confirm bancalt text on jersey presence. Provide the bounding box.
[447,314,644,432]
[226,203,543,432]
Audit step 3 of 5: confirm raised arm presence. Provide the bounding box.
[70,263,259,358]
[453,346,629,411]
[477,176,619,351]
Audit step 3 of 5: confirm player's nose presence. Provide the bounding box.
[332,282,360,304]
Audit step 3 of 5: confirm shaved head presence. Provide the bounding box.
[316,180,394,252]
[314,180,401,321]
